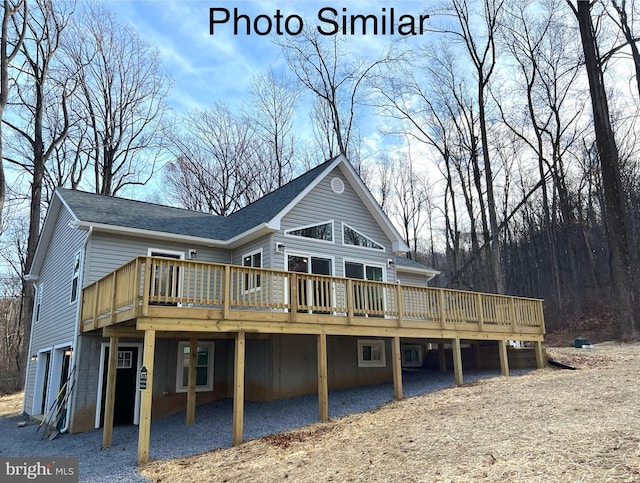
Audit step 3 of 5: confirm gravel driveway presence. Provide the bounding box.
[0,369,523,482]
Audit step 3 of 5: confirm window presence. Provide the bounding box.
[343,224,384,250]
[287,254,333,312]
[34,285,43,323]
[345,262,385,316]
[357,339,386,367]
[176,341,214,392]
[242,250,262,291]
[70,252,81,303]
[285,221,334,242]
[117,351,133,369]
[401,345,423,367]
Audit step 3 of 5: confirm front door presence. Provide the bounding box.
[100,347,139,426]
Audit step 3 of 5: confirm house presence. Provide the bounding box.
[23,154,545,464]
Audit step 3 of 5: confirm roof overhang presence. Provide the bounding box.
[396,264,440,282]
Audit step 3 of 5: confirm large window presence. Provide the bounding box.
[285,221,334,242]
[357,339,386,367]
[343,223,384,250]
[345,261,385,316]
[70,252,81,303]
[176,341,214,392]
[288,254,333,312]
[242,249,262,291]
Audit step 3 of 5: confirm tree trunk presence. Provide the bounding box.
[574,0,637,338]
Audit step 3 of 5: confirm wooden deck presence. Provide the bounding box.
[80,256,545,341]
[81,256,545,465]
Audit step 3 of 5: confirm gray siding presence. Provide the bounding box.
[275,167,394,281]
[231,234,272,269]
[85,232,232,284]
[24,208,87,413]
[396,271,429,287]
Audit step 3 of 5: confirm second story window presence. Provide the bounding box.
[285,221,334,242]
[70,252,81,303]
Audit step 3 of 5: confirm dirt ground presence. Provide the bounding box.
[138,342,640,482]
[0,391,23,419]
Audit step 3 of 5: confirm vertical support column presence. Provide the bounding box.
[473,344,482,370]
[534,340,546,369]
[289,273,298,320]
[137,329,156,465]
[395,285,404,328]
[317,333,329,422]
[223,266,231,319]
[498,339,510,377]
[346,279,354,324]
[391,336,403,400]
[186,338,197,425]
[233,331,245,446]
[102,336,119,448]
[452,338,463,386]
[141,257,152,317]
[438,343,447,373]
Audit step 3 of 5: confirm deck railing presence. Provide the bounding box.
[80,256,545,335]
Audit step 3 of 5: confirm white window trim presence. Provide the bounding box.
[341,222,385,251]
[343,259,388,318]
[357,339,386,367]
[284,219,335,244]
[284,250,336,313]
[401,344,423,367]
[175,341,215,393]
[70,251,81,304]
[33,284,43,324]
[147,248,185,259]
[242,248,263,293]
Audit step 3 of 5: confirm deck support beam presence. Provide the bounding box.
[137,329,156,465]
[186,338,198,425]
[438,343,447,373]
[102,336,119,448]
[317,333,329,422]
[534,340,546,369]
[232,331,245,445]
[391,336,403,400]
[452,338,463,386]
[498,339,510,377]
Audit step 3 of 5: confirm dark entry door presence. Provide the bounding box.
[100,347,138,426]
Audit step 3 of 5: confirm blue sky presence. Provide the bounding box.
[104,1,435,113]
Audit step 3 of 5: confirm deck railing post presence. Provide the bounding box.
[92,282,100,330]
[134,258,141,315]
[510,297,517,333]
[476,293,484,331]
[141,257,152,317]
[439,289,446,329]
[395,284,403,328]
[346,279,354,324]
[289,273,298,320]
[110,271,118,325]
[223,265,230,319]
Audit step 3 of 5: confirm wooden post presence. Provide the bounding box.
[92,281,100,330]
[473,343,482,370]
[110,271,118,325]
[137,329,156,465]
[186,338,197,425]
[391,336,403,400]
[223,266,231,319]
[395,284,404,328]
[141,257,152,317]
[534,340,546,369]
[317,333,329,422]
[289,273,298,320]
[438,343,447,373]
[102,336,119,448]
[476,293,484,331]
[498,339,509,377]
[510,297,517,333]
[233,331,245,445]
[439,289,446,329]
[134,257,141,314]
[452,338,463,386]
[346,279,354,324]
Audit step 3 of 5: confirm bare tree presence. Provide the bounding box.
[164,103,259,216]
[277,27,395,163]
[62,1,169,195]
[567,0,637,339]
[248,69,300,189]
[3,0,73,386]
[0,0,27,226]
